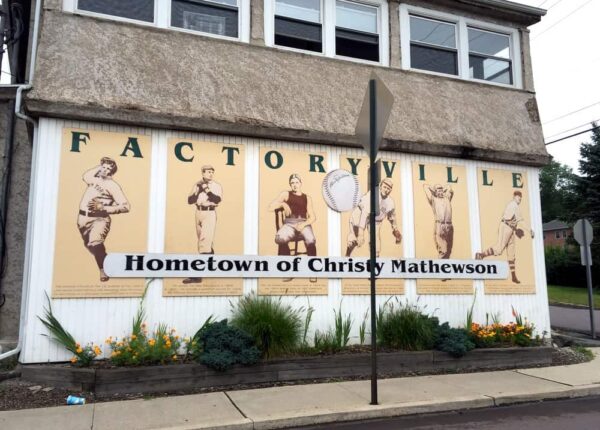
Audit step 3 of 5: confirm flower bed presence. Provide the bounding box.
[20,346,553,395]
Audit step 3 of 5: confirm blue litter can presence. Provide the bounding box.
[66,395,86,405]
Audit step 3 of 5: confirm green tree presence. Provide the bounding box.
[539,159,579,222]
[577,123,600,223]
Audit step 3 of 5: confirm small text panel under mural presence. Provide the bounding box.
[340,156,404,295]
[476,169,535,294]
[258,147,329,295]
[52,129,151,298]
[163,139,244,296]
[413,162,473,294]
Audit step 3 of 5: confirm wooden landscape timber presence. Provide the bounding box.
[20,347,553,395]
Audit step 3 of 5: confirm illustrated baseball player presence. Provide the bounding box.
[423,184,454,259]
[345,178,402,257]
[183,165,223,284]
[269,173,317,257]
[475,191,534,284]
[77,157,130,282]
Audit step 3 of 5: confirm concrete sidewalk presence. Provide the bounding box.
[2,348,600,430]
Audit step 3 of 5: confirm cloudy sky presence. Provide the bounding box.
[517,0,600,172]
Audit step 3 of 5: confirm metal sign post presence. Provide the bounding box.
[573,218,595,338]
[356,73,394,405]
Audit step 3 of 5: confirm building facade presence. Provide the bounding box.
[0,0,551,363]
[543,220,572,248]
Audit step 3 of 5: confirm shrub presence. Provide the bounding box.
[38,293,101,366]
[377,301,439,351]
[313,330,341,354]
[196,320,260,371]
[106,323,181,366]
[545,245,586,287]
[434,323,475,357]
[230,293,303,357]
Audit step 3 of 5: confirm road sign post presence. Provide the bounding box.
[356,73,393,405]
[573,218,595,339]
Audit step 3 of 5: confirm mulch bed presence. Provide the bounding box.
[0,347,590,411]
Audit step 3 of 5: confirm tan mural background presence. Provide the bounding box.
[52,129,151,298]
[413,162,473,294]
[163,139,244,296]
[258,147,328,295]
[477,169,535,294]
[340,156,404,295]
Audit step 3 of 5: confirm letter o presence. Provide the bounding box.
[476,264,486,274]
[147,259,164,271]
[265,150,283,169]
[218,260,233,271]
[277,260,292,272]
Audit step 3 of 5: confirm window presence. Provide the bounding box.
[562,230,567,238]
[266,0,389,65]
[274,0,322,53]
[555,231,560,239]
[77,0,155,22]
[468,27,512,85]
[400,4,521,88]
[409,15,457,75]
[336,1,379,62]
[67,0,250,42]
[171,0,239,38]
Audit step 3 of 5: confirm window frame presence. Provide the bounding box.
[63,0,250,43]
[399,4,522,89]
[265,0,389,67]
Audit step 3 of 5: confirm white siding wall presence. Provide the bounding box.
[20,118,550,363]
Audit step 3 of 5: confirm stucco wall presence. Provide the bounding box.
[26,9,548,166]
[0,100,31,347]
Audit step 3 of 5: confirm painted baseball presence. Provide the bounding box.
[322,169,360,212]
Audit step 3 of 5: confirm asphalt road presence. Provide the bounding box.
[293,396,600,430]
[549,305,600,334]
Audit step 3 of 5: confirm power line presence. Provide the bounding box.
[542,101,600,125]
[545,118,600,140]
[532,0,594,41]
[545,125,598,146]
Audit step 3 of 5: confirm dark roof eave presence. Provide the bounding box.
[456,0,546,26]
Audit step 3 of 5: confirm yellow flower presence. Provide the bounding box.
[148,339,156,346]
[111,351,117,357]
[70,357,78,363]
[172,355,177,361]
[131,334,137,340]
[76,347,83,354]
[94,346,102,355]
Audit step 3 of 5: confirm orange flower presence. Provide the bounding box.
[76,347,83,354]
[70,357,78,363]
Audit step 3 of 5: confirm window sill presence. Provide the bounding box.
[404,66,521,90]
[169,25,242,43]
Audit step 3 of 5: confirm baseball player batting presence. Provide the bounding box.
[475,191,534,284]
[183,165,223,284]
[77,157,130,282]
[423,184,454,259]
[346,178,402,257]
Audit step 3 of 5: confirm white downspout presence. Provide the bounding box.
[0,0,42,361]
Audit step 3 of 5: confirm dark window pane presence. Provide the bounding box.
[410,44,457,75]
[469,54,512,84]
[172,0,238,38]
[336,28,378,62]
[275,16,322,52]
[78,0,154,22]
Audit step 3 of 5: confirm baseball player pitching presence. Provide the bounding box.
[345,178,402,257]
[475,191,534,284]
[183,165,223,284]
[423,183,454,259]
[77,157,130,282]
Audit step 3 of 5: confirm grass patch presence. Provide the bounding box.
[571,346,595,362]
[547,285,600,308]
